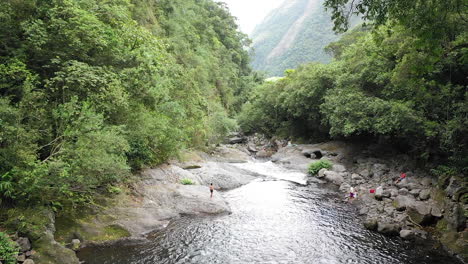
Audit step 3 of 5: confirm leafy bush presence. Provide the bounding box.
[308,160,333,175]
[0,232,18,264]
[180,178,195,185]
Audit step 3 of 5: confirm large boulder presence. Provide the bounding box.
[364,218,378,231]
[372,163,389,179]
[324,171,344,185]
[377,222,400,236]
[394,195,416,211]
[317,168,327,178]
[407,202,434,225]
[332,164,346,173]
[445,177,462,200]
[227,137,245,144]
[419,189,431,200]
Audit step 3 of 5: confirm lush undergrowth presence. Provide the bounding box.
[0,0,259,209]
[240,1,467,175]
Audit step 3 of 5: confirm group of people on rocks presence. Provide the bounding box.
[347,172,407,202]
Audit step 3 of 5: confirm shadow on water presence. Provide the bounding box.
[78,162,462,264]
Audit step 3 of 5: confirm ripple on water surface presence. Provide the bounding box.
[78,163,462,264]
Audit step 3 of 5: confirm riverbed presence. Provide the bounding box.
[78,161,461,264]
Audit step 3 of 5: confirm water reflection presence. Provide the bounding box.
[78,162,461,264]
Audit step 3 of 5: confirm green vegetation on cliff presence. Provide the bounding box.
[240,2,468,173]
[250,0,360,77]
[0,0,257,208]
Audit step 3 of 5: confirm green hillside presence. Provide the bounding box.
[250,0,357,76]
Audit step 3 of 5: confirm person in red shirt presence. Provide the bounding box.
[395,172,406,184]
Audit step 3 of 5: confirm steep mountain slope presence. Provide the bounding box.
[250,0,351,76]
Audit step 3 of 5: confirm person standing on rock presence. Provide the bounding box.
[210,183,214,198]
[349,186,356,202]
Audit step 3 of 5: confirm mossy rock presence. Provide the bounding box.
[4,207,52,241]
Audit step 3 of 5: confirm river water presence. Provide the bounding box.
[78,161,461,264]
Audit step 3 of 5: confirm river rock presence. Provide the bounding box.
[377,222,400,236]
[256,150,273,158]
[190,162,258,189]
[317,168,327,178]
[398,188,409,195]
[421,177,432,186]
[247,144,257,153]
[23,260,35,264]
[372,163,389,178]
[332,164,346,173]
[16,254,26,262]
[394,195,415,211]
[359,207,369,215]
[71,239,81,251]
[399,229,427,240]
[17,237,31,252]
[364,218,378,231]
[419,189,431,200]
[390,188,399,197]
[431,206,443,218]
[339,183,351,192]
[324,171,344,185]
[400,229,415,240]
[375,186,384,200]
[445,177,462,200]
[228,137,245,144]
[359,169,371,178]
[407,203,433,225]
[409,189,421,197]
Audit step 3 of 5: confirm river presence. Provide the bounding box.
[78,161,461,264]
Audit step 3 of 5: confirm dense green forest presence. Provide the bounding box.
[0,0,258,209]
[250,0,360,77]
[240,0,468,173]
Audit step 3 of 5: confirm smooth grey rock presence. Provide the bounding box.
[324,171,344,185]
[351,173,363,181]
[17,237,31,252]
[317,168,327,178]
[256,150,272,158]
[398,188,409,195]
[407,202,433,225]
[390,188,399,197]
[228,137,245,144]
[409,189,421,197]
[360,169,371,178]
[445,177,461,199]
[71,239,81,251]
[431,206,443,218]
[23,260,35,264]
[419,189,431,200]
[394,195,415,211]
[339,183,351,192]
[359,207,369,215]
[332,164,346,173]
[421,177,432,186]
[377,222,400,236]
[364,219,378,231]
[16,254,26,262]
[372,163,389,178]
[400,229,414,240]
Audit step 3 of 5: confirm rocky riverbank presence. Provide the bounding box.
[2,135,465,263]
[234,135,467,263]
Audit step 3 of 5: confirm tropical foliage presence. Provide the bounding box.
[240,5,468,173]
[0,0,256,208]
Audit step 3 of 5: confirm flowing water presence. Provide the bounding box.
[78,161,461,264]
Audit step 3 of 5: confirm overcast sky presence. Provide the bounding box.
[218,0,285,35]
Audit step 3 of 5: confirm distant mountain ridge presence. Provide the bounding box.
[250,0,352,76]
